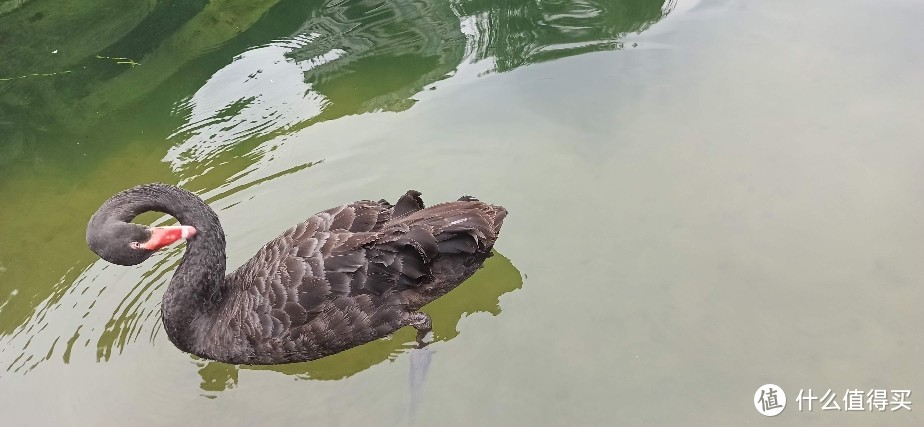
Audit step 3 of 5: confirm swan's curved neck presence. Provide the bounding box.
[97,184,228,353]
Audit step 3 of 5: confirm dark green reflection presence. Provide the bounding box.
[0,0,667,368]
[196,252,522,394]
[459,0,671,72]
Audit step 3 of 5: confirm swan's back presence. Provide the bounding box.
[199,190,506,364]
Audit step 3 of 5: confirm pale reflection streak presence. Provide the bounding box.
[0,244,189,376]
[166,37,340,175]
[165,36,343,171]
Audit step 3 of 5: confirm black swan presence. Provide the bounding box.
[86,183,506,365]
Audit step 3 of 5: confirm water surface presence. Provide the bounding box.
[1,0,923,425]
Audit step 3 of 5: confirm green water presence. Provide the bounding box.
[1,0,923,425]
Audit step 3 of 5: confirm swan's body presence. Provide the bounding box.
[87,184,506,364]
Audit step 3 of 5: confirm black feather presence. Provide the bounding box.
[393,190,425,218]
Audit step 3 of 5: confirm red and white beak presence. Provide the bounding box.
[140,225,197,250]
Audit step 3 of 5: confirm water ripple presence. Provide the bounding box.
[1,0,667,383]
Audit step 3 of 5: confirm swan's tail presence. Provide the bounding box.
[391,190,506,253]
[384,191,507,307]
[486,203,507,238]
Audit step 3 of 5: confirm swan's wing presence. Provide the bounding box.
[225,200,391,341]
[225,193,506,344]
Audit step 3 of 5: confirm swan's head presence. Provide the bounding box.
[87,223,197,266]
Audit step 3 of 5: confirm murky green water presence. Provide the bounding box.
[1,0,923,425]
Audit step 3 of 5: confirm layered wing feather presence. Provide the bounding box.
[220,191,506,361]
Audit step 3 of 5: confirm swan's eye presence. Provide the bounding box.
[130,242,142,250]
